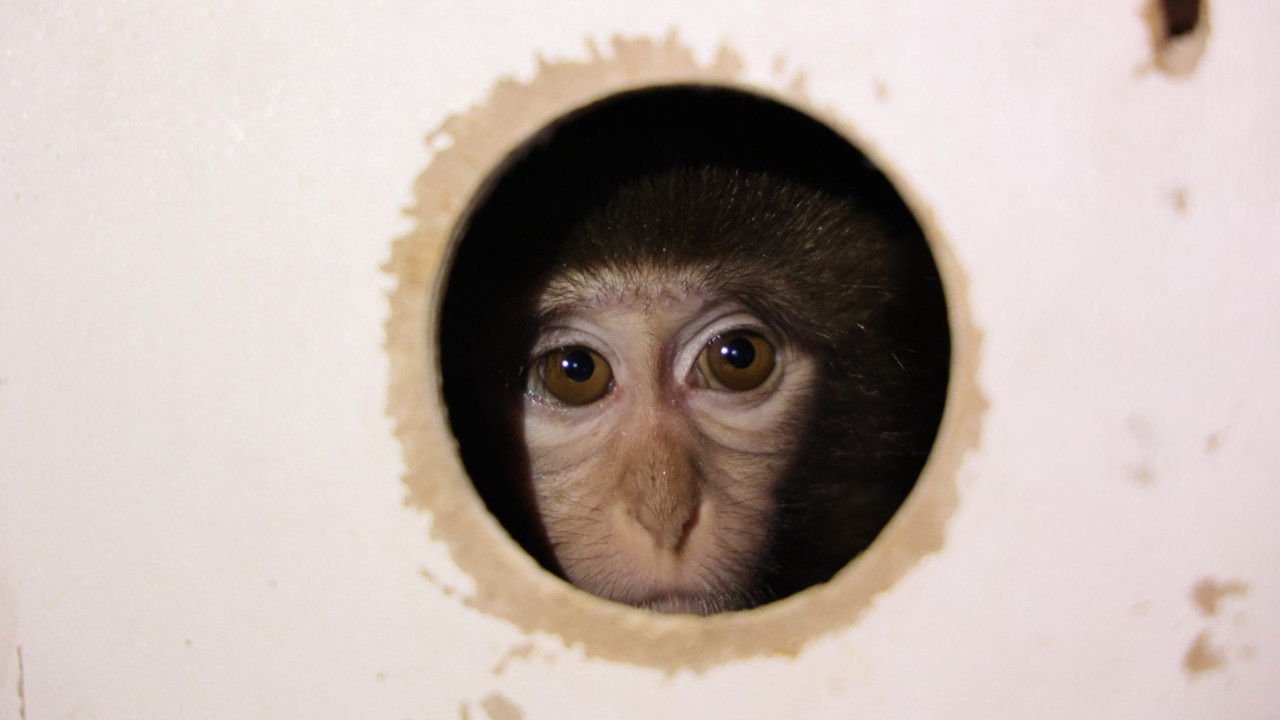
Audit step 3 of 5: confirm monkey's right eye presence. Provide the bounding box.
[531,346,613,405]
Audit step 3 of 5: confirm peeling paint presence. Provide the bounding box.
[384,31,985,672]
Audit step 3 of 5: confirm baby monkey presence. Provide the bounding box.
[443,163,949,614]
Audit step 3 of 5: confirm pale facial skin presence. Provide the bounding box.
[522,268,818,614]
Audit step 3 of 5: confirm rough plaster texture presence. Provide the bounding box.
[2,1,1278,718]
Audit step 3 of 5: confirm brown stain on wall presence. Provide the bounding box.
[1190,577,1248,617]
[1182,577,1251,681]
[1183,630,1226,677]
[384,32,985,672]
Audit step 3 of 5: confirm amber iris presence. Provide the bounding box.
[534,347,613,405]
[700,332,775,391]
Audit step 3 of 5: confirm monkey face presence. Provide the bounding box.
[521,268,818,614]
[442,158,948,614]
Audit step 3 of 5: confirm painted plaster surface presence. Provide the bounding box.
[2,1,1279,718]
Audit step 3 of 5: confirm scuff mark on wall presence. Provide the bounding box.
[1203,431,1221,454]
[0,565,16,717]
[872,78,890,103]
[15,646,25,720]
[1126,462,1156,486]
[1124,414,1158,486]
[419,565,460,599]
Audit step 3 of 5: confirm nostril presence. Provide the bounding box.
[674,503,701,553]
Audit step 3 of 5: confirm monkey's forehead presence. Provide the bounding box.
[537,266,717,318]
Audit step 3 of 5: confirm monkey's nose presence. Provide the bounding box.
[624,464,703,553]
[631,495,700,552]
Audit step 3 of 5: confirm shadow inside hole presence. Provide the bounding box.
[438,86,950,611]
[1161,0,1201,38]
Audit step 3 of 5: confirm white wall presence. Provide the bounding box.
[2,1,1278,717]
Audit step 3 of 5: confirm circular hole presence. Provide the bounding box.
[438,85,950,615]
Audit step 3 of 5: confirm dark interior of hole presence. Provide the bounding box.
[438,86,950,610]
[1162,0,1201,38]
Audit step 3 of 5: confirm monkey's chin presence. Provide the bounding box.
[627,583,765,615]
[637,592,728,616]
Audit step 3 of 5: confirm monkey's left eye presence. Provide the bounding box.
[698,332,776,392]
[530,346,613,405]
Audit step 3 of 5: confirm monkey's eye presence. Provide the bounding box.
[698,332,776,392]
[531,346,613,405]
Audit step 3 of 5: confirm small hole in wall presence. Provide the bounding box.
[1161,0,1201,38]
[438,86,949,615]
[1148,0,1208,76]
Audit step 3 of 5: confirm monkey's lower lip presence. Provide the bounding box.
[637,592,716,615]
